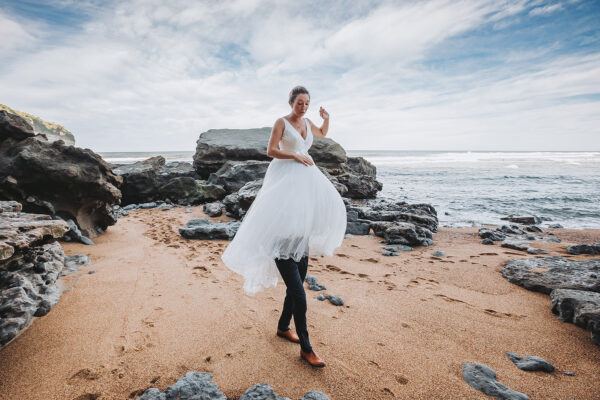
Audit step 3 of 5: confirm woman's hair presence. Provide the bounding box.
[288,86,310,106]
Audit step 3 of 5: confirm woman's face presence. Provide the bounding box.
[291,93,309,116]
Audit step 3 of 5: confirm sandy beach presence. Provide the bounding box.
[0,207,598,399]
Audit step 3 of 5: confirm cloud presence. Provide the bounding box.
[529,3,564,16]
[0,0,598,151]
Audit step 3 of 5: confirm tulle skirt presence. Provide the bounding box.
[221,157,347,295]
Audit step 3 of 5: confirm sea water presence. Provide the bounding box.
[100,151,600,229]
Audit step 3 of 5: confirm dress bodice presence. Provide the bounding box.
[279,117,313,154]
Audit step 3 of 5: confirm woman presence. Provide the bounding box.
[221,86,347,367]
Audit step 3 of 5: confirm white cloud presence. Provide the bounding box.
[0,0,598,151]
[529,3,564,16]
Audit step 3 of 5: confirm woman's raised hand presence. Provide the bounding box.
[319,106,329,120]
[294,154,314,166]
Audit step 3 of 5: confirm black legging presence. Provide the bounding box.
[275,255,312,353]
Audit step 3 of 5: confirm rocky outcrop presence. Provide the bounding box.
[113,156,225,205]
[0,104,75,145]
[502,256,600,345]
[566,243,600,255]
[0,110,122,238]
[550,289,600,346]
[347,199,438,246]
[500,215,541,225]
[222,179,263,219]
[193,127,382,199]
[207,160,270,192]
[136,371,329,400]
[501,257,600,295]
[0,201,69,349]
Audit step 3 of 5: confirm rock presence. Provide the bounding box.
[239,383,329,400]
[526,247,549,255]
[501,257,600,294]
[381,251,398,256]
[62,218,94,245]
[501,215,542,225]
[478,228,507,241]
[548,223,564,228]
[0,111,122,238]
[499,225,525,235]
[462,363,530,400]
[381,244,413,252]
[325,294,344,306]
[345,210,371,235]
[179,218,240,240]
[207,160,269,193]
[525,225,544,233]
[566,243,600,255]
[136,371,226,400]
[525,233,536,240]
[542,237,561,243]
[432,250,446,257]
[505,352,555,372]
[0,203,69,349]
[193,127,273,178]
[564,371,575,376]
[159,177,226,204]
[481,238,494,245]
[350,200,438,234]
[222,179,264,219]
[317,294,325,301]
[1,104,75,145]
[203,202,224,217]
[550,289,600,346]
[501,237,531,252]
[370,219,434,247]
[185,209,192,213]
[305,274,326,291]
[347,156,376,177]
[62,254,91,276]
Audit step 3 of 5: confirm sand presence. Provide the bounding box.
[0,207,598,400]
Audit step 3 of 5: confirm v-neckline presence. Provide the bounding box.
[284,117,308,142]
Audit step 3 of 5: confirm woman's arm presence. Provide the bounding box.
[266,118,314,166]
[308,106,330,137]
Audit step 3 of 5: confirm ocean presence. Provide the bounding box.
[100,151,600,229]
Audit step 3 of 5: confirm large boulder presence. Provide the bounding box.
[113,157,220,205]
[207,160,270,193]
[501,257,600,295]
[0,111,122,238]
[0,201,69,349]
[0,104,75,145]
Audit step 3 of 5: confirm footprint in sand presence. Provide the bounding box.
[336,253,350,258]
[67,368,101,384]
[479,252,498,256]
[361,258,379,263]
[395,374,409,385]
[73,393,102,400]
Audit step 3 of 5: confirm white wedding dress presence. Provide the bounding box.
[221,117,347,295]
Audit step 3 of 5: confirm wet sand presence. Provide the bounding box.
[0,207,598,399]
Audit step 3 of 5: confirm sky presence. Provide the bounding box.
[1,0,599,152]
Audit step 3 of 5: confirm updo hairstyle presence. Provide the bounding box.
[288,86,310,106]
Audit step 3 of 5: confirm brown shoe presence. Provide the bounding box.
[276,328,300,343]
[300,349,326,367]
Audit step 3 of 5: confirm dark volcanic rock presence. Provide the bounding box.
[505,352,555,372]
[501,238,531,252]
[0,111,122,238]
[501,257,600,294]
[136,371,226,400]
[305,274,326,291]
[345,210,371,235]
[462,363,530,400]
[207,160,269,193]
[136,371,329,400]
[193,127,272,178]
[179,218,240,240]
[501,215,541,225]
[0,202,69,349]
[114,157,223,205]
[222,179,263,219]
[550,288,600,346]
[203,202,224,217]
[566,243,600,255]
[478,228,507,241]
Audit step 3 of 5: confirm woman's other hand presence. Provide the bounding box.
[294,154,314,166]
[319,106,329,120]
